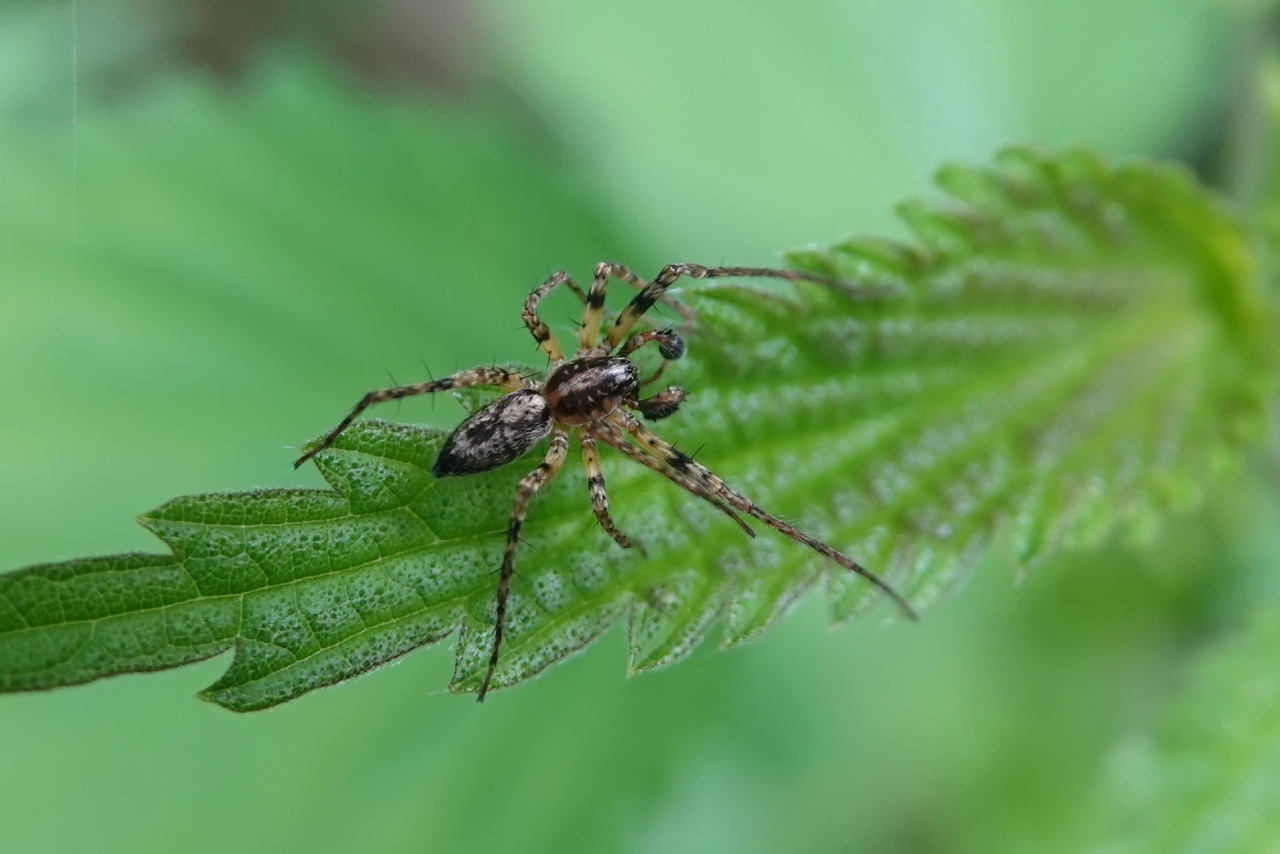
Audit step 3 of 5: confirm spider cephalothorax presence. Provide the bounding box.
[295,261,916,700]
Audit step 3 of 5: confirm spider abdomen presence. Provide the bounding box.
[432,389,553,477]
[543,356,639,425]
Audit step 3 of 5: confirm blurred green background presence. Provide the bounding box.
[1,0,1277,851]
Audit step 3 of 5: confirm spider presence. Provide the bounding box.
[294,261,917,700]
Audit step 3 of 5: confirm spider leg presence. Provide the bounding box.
[604,263,837,349]
[560,278,589,303]
[579,432,643,554]
[578,262,697,354]
[295,366,529,468]
[587,422,757,539]
[479,429,570,702]
[610,411,918,620]
[524,271,580,363]
[577,262,616,353]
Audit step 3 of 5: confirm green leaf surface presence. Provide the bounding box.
[0,132,1273,707]
[1097,607,1280,853]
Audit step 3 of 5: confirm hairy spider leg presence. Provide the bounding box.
[604,264,838,349]
[579,432,639,552]
[559,278,590,304]
[479,429,571,702]
[523,271,581,363]
[579,262,645,352]
[577,262,623,352]
[609,410,919,620]
[294,366,529,468]
[588,422,757,539]
[577,262,697,355]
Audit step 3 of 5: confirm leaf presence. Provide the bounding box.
[0,121,1273,706]
[1095,607,1280,853]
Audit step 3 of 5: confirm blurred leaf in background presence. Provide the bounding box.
[1095,604,1280,854]
[0,1,1275,853]
[475,0,1232,261]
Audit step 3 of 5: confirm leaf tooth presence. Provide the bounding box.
[906,528,989,612]
[690,289,779,342]
[1148,379,1208,515]
[829,530,919,623]
[935,163,1009,213]
[1013,338,1197,564]
[783,246,908,306]
[897,197,993,259]
[785,247,843,281]
[1043,146,1111,196]
[1042,154,1141,249]
[990,145,1060,208]
[1015,206,1107,258]
[827,525,893,623]
[1075,421,1164,551]
[204,606,459,711]
[489,601,626,693]
[990,146,1121,253]
[828,236,925,289]
[142,488,350,528]
[627,569,726,673]
[722,555,822,648]
[449,579,625,693]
